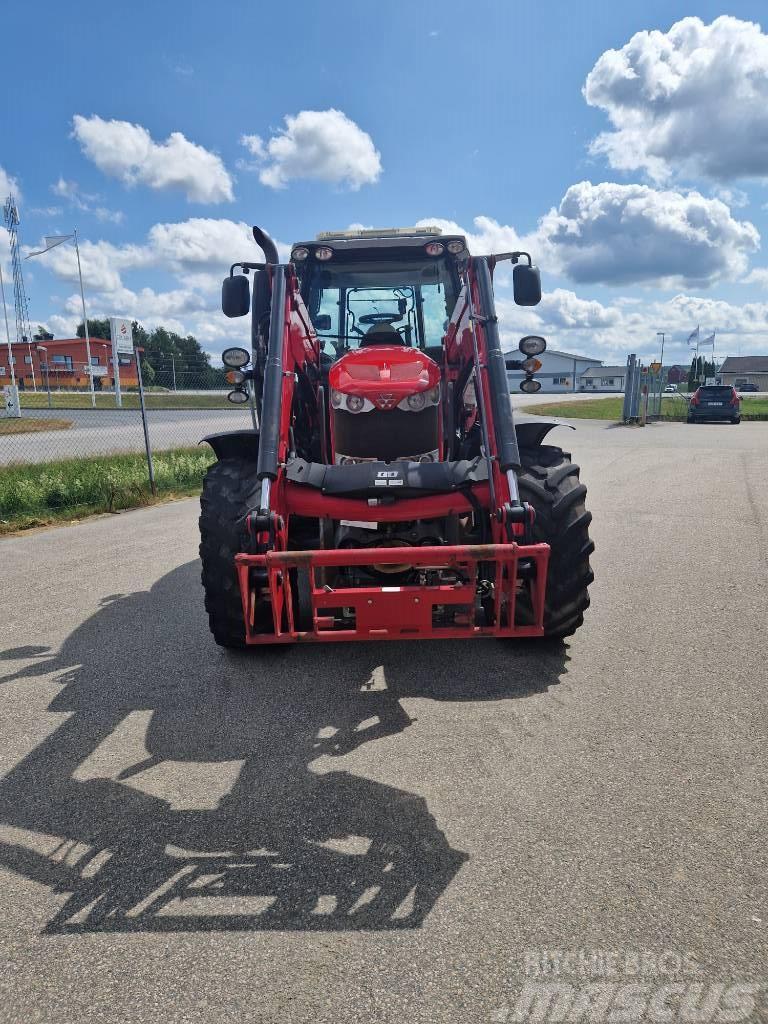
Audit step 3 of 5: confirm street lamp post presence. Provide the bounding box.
[656,331,665,414]
[36,345,52,408]
[25,229,96,407]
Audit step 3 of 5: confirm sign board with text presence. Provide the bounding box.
[1,385,20,419]
[110,317,134,355]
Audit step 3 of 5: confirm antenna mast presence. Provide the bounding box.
[3,195,36,389]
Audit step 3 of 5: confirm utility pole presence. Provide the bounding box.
[36,345,52,408]
[656,331,665,415]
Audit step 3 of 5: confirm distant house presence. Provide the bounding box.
[666,364,689,386]
[718,356,768,391]
[579,365,626,393]
[505,348,603,393]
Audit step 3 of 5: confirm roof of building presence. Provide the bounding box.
[580,365,626,377]
[10,337,90,348]
[502,347,603,364]
[719,355,768,373]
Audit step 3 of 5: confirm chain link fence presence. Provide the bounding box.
[1,372,253,530]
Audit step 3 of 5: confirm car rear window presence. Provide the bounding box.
[699,386,732,398]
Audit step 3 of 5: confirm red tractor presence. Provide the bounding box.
[200,226,593,647]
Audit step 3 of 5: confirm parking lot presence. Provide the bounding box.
[0,418,766,1023]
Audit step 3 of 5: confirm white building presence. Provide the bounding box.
[505,349,603,394]
[579,365,626,393]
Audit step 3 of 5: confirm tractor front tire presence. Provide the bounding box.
[199,458,260,649]
[517,445,595,639]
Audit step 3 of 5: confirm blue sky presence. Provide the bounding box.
[4,0,768,366]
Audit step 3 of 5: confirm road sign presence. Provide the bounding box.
[650,361,661,373]
[109,316,134,409]
[1,385,20,419]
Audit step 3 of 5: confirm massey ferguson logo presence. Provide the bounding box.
[376,393,396,409]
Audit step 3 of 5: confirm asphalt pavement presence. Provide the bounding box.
[0,418,766,1023]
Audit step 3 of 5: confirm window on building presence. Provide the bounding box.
[0,366,6,376]
[601,377,616,386]
[24,355,33,364]
[52,354,73,369]
[91,356,101,365]
[10,356,16,364]
[553,376,570,386]
[118,356,132,366]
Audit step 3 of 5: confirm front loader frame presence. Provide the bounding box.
[236,542,550,643]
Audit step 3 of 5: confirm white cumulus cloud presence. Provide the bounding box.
[0,165,21,202]
[242,109,381,190]
[534,181,759,288]
[584,16,768,182]
[72,115,234,203]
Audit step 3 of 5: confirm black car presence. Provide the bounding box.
[738,382,759,392]
[687,385,741,424]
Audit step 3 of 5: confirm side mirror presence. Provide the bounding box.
[313,314,332,331]
[513,263,542,306]
[222,274,250,318]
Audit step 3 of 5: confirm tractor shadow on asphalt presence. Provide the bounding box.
[0,560,569,935]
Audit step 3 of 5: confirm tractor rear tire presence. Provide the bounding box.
[199,458,260,649]
[516,445,594,639]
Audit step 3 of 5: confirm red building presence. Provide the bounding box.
[0,338,138,391]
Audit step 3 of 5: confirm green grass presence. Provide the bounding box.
[0,417,72,434]
[525,396,768,421]
[20,391,232,410]
[0,447,215,533]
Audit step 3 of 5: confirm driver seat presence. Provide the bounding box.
[360,322,405,347]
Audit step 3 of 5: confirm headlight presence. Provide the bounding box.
[315,246,334,261]
[346,394,364,413]
[427,385,440,404]
[519,378,542,394]
[446,239,465,254]
[222,346,251,368]
[291,246,309,261]
[425,241,445,256]
[407,392,426,411]
[330,389,343,408]
[518,335,547,357]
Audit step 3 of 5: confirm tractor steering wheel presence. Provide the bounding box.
[358,313,402,325]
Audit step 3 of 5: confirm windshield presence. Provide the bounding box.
[301,259,460,356]
[699,386,731,397]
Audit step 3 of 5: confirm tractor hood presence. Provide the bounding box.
[329,346,440,410]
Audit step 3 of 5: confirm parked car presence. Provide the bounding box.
[687,385,741,424]
[664,384,677,393]
[737,382,759,392]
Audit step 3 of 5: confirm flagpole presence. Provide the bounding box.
[74,228,96,408]
[0,265,15,388]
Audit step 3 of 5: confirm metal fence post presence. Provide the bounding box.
[135,347,156,496]
[622,354,636,422]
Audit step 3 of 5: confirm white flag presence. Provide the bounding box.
[25,234,74,258]
[701,333,715,347]
[686,326,700,348]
